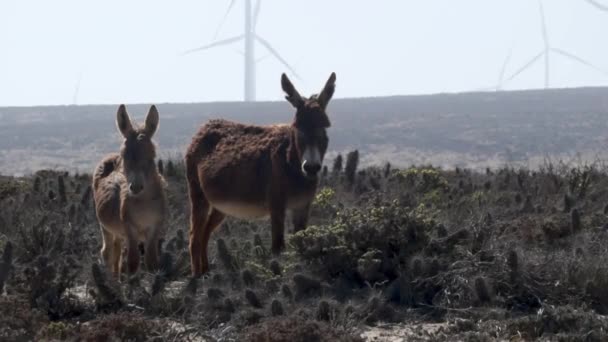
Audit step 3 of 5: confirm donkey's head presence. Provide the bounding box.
[115,104,160,196]
[282,72,336,179]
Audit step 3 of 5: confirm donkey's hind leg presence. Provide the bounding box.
[110,235,123,280]
[100,226,115,267]
[200,209,225,274]
[188,190,211,277]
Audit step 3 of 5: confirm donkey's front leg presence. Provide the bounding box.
[270,202,287,255]
[124,225,141,274]
[144,225,161,272]
[292,202,311,233]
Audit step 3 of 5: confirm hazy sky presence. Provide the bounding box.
[1,0,607,107]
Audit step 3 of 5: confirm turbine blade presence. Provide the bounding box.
[586,0,608,11]
[255,35,301,80]
[181,35,244,55]
[214,0,237,40]
[551,48,608,76]
[253,0,262,31]
[506,51,544,82]
[538,0,549,47]
[498,48,513,85]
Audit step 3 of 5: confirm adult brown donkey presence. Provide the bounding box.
[93,104,167,279]
[186,72,337,277]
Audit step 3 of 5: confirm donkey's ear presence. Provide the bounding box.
[318,72,336,109]
[116,104,133,138]
[281,73,304,108]
[144,105,159,137]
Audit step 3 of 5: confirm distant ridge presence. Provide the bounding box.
[2,85,608,109]
[1,86,607,176]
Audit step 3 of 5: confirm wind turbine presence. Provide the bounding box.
[182,0,300,102]
[506,0,607,88]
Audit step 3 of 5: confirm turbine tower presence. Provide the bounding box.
[72,71,83,105]
[183,0,300,102]
[507,0,606,88]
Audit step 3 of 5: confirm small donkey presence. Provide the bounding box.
[92,104,167,279]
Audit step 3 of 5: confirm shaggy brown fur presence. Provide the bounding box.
[92,104,167,279]
[186,72,337,276]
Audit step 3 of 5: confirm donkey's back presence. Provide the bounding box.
[93,153,120,190]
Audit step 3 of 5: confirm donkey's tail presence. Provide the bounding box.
[184,152,205,201]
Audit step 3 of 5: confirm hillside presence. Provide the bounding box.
[1,86,608,176]
[2,160,608,340]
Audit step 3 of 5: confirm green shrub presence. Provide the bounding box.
[290,200,435,281]
[392,167,448,194]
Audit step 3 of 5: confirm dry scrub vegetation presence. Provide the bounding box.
[2,152,608,341]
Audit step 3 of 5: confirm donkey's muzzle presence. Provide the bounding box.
[303,161,321,177]
[129,183,143,195]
